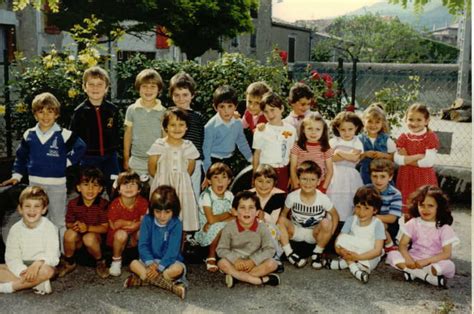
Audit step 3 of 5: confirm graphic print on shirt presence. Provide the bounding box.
[47,136,60,157]
[291,203,326,228]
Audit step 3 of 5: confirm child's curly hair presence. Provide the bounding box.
[408,185,453,227]
[331,111,364,137]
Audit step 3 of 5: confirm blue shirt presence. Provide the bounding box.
[203,114,252,172]
[366,183,402,218]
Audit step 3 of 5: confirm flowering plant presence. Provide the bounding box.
[301,64,339,118]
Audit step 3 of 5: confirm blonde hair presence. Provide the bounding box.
[246,81,271,98]
[82,66,110,88]
[363,103,390,134]
[19,186,49,208]
[31,92,61,115]
[406,102,431,130]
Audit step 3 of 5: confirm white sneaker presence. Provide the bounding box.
[109,260,122,276]
[33,280,52,295]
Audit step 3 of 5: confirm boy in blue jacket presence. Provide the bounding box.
[124,185,186,299]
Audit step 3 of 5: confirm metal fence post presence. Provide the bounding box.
[3,50,12,158]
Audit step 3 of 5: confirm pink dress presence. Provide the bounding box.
[396,131,439,206]
[147,139,200,231]
[387,217,459,278]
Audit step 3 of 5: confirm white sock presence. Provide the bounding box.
[313,245,324,254]
[0,282,13,293]
[384,241,394,247]
[330,259,348,270]
[283,244,293,256]
[349,263,360,275]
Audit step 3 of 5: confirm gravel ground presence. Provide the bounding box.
[0,206,470,313]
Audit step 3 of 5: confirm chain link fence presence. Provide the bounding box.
[293,62,471,169]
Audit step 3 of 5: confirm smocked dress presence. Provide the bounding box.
[327,137,364,221]
[396,131,439,206]
[147,138,200,231]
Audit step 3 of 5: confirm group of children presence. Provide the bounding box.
[0,64,459,298]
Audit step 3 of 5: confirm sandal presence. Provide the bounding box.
[287,252,307,268]
[261,274,280,286]
[353,269,369,284]
[204,257,219,272]
[311,253,323,270]
[324,257,348,270]
[403,271,414,282]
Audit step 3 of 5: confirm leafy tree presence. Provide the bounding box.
[44,0,257,59]
[313,14,458,63]
[389,0,470,15]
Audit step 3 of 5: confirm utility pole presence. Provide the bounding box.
[456,3,471,100]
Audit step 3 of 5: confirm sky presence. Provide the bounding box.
[272,0,384,22]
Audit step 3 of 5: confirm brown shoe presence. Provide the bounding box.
[96,259,110,279]
[57,261,77,278]
[123,274,143,288]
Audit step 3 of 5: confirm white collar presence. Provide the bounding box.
[134,98,165,111]
[409,128,427,136]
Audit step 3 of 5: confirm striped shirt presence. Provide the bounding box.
[285,189,334,228]
[66,196,109,226]
[366,183,402,217]
[290,142,333,179]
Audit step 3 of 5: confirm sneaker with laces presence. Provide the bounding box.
[57,261,77,278]
[109,260,122,276]
[33,280,52,295]
[311,253,323,270]
[96,259,110,279]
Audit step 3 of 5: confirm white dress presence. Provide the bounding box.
[147,139,200,231]
[327,137,364,221]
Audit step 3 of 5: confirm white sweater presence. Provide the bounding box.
[5,217,60,277]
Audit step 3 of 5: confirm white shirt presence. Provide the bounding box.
[253,122,297,167]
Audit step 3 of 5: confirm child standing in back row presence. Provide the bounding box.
[327,111,364,222]
[123,69,166,176]
[283,82,315,134]
[290,112,333,192]
[148,108,200,232]
[394,103,439,211]
[242,81,271,136]
[358,104,396,185]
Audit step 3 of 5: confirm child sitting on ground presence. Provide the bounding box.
[58,167,109,279]
[387,185,459,288]
[0,186,60,295]
[217,190,280,288]
[366,159,402,251]
[107,171,148,276]
[326,186,385,284]
[278,161,339,269]
[124,185,186,299]
[194,163,235,272]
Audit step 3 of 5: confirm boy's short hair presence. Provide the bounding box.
[259,91,285,111]
[169,71,196,97]
[162,107,189,130]
[206,162,233,180]
[18,186,49,208]
[246,81,271,98]
[232,190,261,211]
[31,92,61,115]
[77,166,105,187]
[135,68,163,92]
[370,159,395,176]
[149,185,181,217]
[289,82,314,104]
[353,186,382,213]
[213,85,238,108]
[253,164,278,183]
[116,170,141,190]
[296,160,322,179]
[82,66,110,88]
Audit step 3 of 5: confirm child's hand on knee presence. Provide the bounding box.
[21,261,42,282]
[234,259,246,271]
[146,263,159,280]
[243,259,255,271]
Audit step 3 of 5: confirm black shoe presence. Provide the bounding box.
[262,274,280,286]
[275,261,285,273]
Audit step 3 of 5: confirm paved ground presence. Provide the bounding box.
[0,205,470,313]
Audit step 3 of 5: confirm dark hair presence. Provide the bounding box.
[259,91,285,111]
[213,85,238,108]
[406,102,431,130]
[19,186,49,208]
[353,186,382,213]
[331,111,364,137]
[206,162,233,180]
[297,112,330,152]
[232,190,262,211]
[116,170,141,190]
[289,82,314,104]
[253,164,278,184]
[83,66,110,87]
[370,159,395,176]
[169,71,196,97]
[149,185,181,217]
[77,166,105,188]
[162,107,189,131]
[296,160,322,179]
[135,68,163,92]
[408,185,452,227]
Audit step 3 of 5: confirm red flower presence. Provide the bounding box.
[321,73,333,83]
[325,80,333,89]
[279,50,288,65]
[311,70,321,80]
[324,89,335,98]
